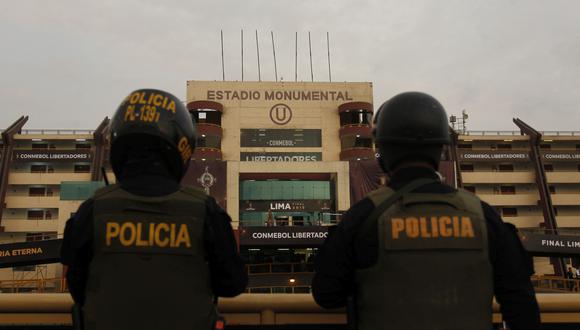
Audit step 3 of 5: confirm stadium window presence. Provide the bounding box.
[196,135,221,149]
[28,187,46,196]
[576,144,580,150]
[27,210,44,220]
[464,186,476,193]
[31,143,48,149]
[544,164,554,172]
[502,208,518,217]
[459,164,474,172]
[75,143,91,149]
[497,144,512,150]
[192,110,221,126]
[458,144,472,149]
[340,135,372,149]
[540,144,551,149]
[74,164,91,173]
[30,165,47,173]
[13,265,36,272]
[549,186,556,194]
[26,233,41,242]
[498,164,514,172]
[500,186,516,194]
[26,232,55,242]
[339,111,372,126]
[293,287,311,294]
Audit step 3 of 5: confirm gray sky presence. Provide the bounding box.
[1,0,579,131]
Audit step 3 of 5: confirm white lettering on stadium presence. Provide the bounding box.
[243,155,319,162]
[16,153,90,160]
[267,140,295,147]
[461,153,528,159]
[206,90,354,102]
[251,232,328,239]
[541,239,580,248]
[544,153,580,160]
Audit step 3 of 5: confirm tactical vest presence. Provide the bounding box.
[83,184,216,330]
[355,184,493,330]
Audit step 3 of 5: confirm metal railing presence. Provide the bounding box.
[0,278,66,294]
[463,130,580,136]
[532,275,580,292]
[12,147,92,150]
[18,129,94,135]
[240,220,338,227]
[462,131,523,136]
[1,293,580,326]
[246,286,311,294]
[247,263,314,274]
[9,169,91,173]
[3,274,576,295]
[4,192,59,197]
[520,228,580,236]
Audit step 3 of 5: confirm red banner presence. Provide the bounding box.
[182,160,227,209]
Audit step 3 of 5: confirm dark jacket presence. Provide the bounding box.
[312,166,541,330]
[61,159,247,305]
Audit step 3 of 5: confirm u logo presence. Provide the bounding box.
[269,103,292,125]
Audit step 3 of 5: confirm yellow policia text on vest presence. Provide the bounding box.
[391,216,475,239]
[105,221,191,248]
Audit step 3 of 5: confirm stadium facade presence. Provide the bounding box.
[0,81,579,289]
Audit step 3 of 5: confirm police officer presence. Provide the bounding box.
[312,92,541,330]
[61,89,247,330]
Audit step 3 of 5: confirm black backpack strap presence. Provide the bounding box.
[357,178,437,239]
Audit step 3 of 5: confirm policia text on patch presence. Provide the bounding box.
[105,221,191,249]
[385,212,484,250]
[391,216,474,239]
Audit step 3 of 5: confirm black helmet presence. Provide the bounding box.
[109,89,196,181]
[373,92,450,172]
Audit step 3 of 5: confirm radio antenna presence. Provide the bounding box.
[308,31,314,82]
[241,29,244,81]
[327,32,332,82]
[220,30,225,81]
[255,30,261,81]
[295,32,298,82]
[271,31,278,82]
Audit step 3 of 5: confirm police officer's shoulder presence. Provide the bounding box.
[180,185,209,201]
[203,194,226,214]
[479,200,515,243]
[456,186,475,196]
[365,186,395,208]
[482,200,520,239]
[454,187,485,212]
[479,200,504,226]
[93,183,122,199]
[68,198,96,225]
[480,201,535,275]
[64,197,96,249]
[336,197,376,237]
